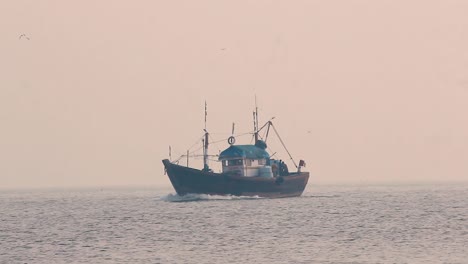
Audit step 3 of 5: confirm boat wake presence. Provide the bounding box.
[161,193,263,202]
[300,194,340,199]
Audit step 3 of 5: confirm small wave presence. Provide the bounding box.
[161,193,263,202]
[301,195,340,198]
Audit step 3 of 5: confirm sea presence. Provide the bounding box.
[0,183,466,264]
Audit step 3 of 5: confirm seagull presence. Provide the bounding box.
[19,34,30,40]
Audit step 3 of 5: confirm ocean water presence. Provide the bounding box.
[0,184,466,264]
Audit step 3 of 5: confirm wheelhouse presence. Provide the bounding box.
[218,143,273,177]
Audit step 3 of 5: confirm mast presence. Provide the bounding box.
[203,101,209,170]
[253,112,258,142]
[203,131,209,170]
[254,96,259,142]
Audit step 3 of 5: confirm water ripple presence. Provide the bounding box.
[0,184,466,264]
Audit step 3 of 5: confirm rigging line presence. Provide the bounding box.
[257,133,264,141]
[186,154,219,157]
[169,149,182,159]
[270,123,298,168]
[176,130,255,161]
[257,121,270,132]
[173,150,186,163]
[174,143,204,162]
[173,135,205,162]
[176,129,260,161]
[208,134,222,154]
[210,137,229,144]
[265,140,282,161]
[186,134,206,151]
[235,130,256,137]
[209,130,256,145]
[205,131,254,136]
[189,145,204,155]
[174,156,184,163]
[262,128,267,139]
[267,147,284,161]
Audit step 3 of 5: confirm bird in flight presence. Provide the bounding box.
[19,34,30,40]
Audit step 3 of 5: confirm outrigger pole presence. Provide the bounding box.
[256,118,298,169]
[257,117,275,143]
[270,123,298,168]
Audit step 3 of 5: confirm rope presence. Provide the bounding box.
[270,123,298,168]
[209,131,255,145]
[173,134,205,163]
[208,134,222,154]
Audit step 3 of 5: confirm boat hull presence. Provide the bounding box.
[162,159,309,198]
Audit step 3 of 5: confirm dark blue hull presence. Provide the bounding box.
[162,159,309,198]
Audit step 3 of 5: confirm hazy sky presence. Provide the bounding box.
[1,1,467,189]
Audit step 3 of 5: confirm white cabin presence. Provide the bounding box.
[218,144,273,177]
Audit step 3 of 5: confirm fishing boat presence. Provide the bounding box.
[162,104,309,198]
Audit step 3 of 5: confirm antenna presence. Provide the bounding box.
[204,100,207,130]
[255,95,258,123]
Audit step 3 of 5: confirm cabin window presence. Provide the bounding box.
[258,159,266,165]
[245,159,252,166]
[222,160,227,166]
[228,159,243,166]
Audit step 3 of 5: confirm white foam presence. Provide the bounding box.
[160,193,262,202]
